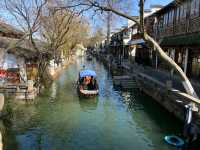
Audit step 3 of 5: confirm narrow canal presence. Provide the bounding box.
[2,57,182,150]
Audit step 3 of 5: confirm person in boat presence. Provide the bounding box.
[79,77,87,90]
[80,76,91,90]
[87,76,97,90]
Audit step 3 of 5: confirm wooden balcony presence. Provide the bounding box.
[155,14,200,39]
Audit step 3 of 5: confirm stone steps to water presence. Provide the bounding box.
[113,76,138,89]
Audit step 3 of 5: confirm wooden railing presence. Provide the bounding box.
[155,15,200,39]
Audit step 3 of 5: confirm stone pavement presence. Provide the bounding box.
[127,63,200,98]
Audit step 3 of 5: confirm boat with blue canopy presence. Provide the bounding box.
[77,69,98,97]
[79,69,96,78]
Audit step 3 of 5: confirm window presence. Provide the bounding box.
[159,16,164,28]
[168,9,174,24]
[168,11,171,24]
[171,10,174,22]
[190,0,199,16]
[164,13,169,25]
[163,14,166,25]
[192,55,200,78]
[176,7,180,21]
[180,2,187,18]
[167,12,170,25]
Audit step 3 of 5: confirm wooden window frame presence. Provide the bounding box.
[190,0,199,17]
[176,7,180,21]
[180,2,187,19]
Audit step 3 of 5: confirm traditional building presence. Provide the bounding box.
[0,21,26,84]
[153,0,200,79]
[0,21,51,99]
[125,5,163,65]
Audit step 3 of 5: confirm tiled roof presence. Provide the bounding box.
[0,21,24,37]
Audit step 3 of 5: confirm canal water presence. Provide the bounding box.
[2,57,182,150]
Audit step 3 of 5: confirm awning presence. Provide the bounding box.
[128,39,145,45]
[79,69,96,78]
[160,33,200,47]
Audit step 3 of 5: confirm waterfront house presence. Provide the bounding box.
[0,21,26,84]
[123,5,163,66]
[153,0,200,79]
[0,21,51,99]
[112,0,200,81]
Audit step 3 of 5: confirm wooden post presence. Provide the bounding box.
[0,94,4,112]
[155,52,158,69]
[0,131,2,150]
[184,48,189,74]
[170,49,175,77]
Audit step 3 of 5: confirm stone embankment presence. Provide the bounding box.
[48,57,75,80]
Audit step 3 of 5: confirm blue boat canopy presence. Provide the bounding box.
[79,69,96,78]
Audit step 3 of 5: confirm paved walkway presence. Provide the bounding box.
[127,63,200,97]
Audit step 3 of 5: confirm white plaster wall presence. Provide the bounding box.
[0,50,27,82]
[123,39,130,45]
[3,53,18,69]
[128,20,135,28]
[0,49,5,68]
[17,56,27,82]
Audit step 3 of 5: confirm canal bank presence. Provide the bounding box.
[48,57,76,80]
[96,53,200,135]
[1,57,185,150]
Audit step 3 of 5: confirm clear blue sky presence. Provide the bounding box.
[105,0,173,33]
[0,0,173,34]
[90,0,173,33]
[145,0,172,8]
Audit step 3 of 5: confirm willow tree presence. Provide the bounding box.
[65,0,199,100]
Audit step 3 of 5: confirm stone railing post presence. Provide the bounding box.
[166,80,172,90]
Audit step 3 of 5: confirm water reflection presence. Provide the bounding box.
[78,98,98,111]
[50,82,57,101]
[121,90,144,111]
[16,127,44,150]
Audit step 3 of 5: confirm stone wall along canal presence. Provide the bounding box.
[2,57,182,150]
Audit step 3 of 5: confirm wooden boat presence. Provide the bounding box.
[77,69,98,97]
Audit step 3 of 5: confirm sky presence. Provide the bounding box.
[145,0,172,9]
[0,0,173,35]
[87,0,173,34]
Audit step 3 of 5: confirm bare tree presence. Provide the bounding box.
[87,27,105,48]
[64,0,199,99]
[40,8,76,64]
[3,0,90,85]
[41,6,90,61]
